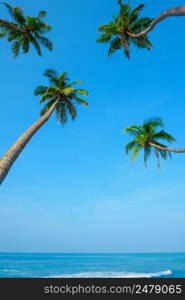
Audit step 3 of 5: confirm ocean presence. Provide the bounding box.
[0,253,184,278]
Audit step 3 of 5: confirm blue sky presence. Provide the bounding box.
[0,0,185,253]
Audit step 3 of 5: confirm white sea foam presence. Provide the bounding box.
[47,270,172,278]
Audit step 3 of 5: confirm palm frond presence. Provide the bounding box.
[1,2,26,24]
[153,130,176,143]
[144,146,151,167]
[129,4,145,23]
[35,35,53,51]
[70,80,84,86]
[55,102,68,125]
[119,3,131,18]
[154,148,160,168]
[158,149,168,160]
[130,17,152,31]
[44,69,58,84]
[108,37,122,56]
[30,35,42,56]
[76,89,88,96]
[40,92,55,103]
[73,96,89,107]
[132,35,152,50]
[125,140,138,154]
[22,39,30,53]
[96,33,112,43]
[98,22,118,34]
[122,125,143,136]
[0,30,7,38]
[66,101,77,120]
[11,40,21,57]
[34,85,48,96]
[58,72,69,85]
[143,117,164,129]
[62,86,74,96]
[131,145,141,160]
[7,30,19,41]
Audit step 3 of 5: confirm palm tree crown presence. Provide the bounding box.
[34,69,89,124]
[0,2,52,57]
[123,118,176,167]
[97,0,152,58]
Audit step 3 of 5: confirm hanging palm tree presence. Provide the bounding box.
[96,0,152,58]
[123,118,185,168]
[0,2,53,57]
[0,69,88,185]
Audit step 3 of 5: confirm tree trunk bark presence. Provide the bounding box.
[126,5,185,38]
[149,142,185,153]
[0,101,57,185]
[0,19,26,34]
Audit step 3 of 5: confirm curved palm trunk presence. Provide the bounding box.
[149,142,185,153]
[0,19,26,34]
[126,5,185,38]
[0,101,57,185]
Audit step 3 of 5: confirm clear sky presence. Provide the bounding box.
[0,0,185,253]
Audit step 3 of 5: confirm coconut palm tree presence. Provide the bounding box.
[0,69,88,185]
[0,2,52,57]
[96,0,152,58]
[123,118,185,168]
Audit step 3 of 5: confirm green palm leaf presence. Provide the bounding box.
[66,101,77,120]
[44,69,58,84]
[125,140,138,154]
[63,87,74,96]
[70,80,84,86]
[11,40,21,57]
[35,35,53,51]
[76,89,88,96]
[34,85,48,96]
[96,33,112,43]
[108,37,122,56]
[73,96,89,107]
[129,4,145,23]
[131,145,141,161]
[153,130,176,143]
[144,146,151,167]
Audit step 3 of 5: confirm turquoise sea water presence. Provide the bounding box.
[0,253,184,278]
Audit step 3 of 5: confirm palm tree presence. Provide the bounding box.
[0,69,88,185]
[96,0,152,58]
[123,118,185,168]
[0,2,52,57]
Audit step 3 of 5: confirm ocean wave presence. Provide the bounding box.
[47,270,172,278]
[1,269,19,273]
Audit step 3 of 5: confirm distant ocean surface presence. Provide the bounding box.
[0,253,185,278]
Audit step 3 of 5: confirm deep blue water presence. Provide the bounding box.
[0,253,184,278]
